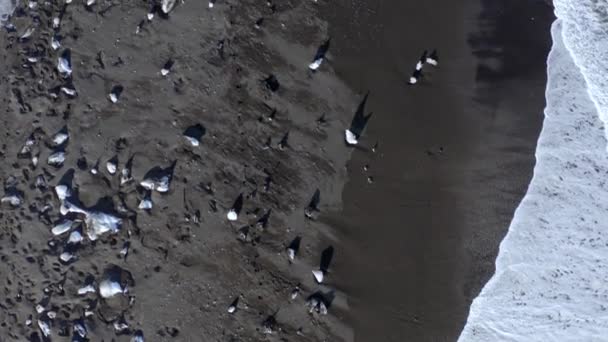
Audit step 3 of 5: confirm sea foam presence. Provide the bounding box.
[459,5,608,341]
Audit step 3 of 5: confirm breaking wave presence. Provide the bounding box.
[460,2,608,340]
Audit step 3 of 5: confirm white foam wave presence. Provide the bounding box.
[459,18,608,341]
[0,0,14,22]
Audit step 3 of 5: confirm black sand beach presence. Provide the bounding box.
[321,0,554,341]
[0,0,358,341]
[0,0,555,341]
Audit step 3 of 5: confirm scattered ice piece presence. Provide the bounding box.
[55,184,71,200]
[32,153,39,167]
[85,211,122,241]
[290,286,300,300]
[51,220,73,236]
[1,195,22,207]
[120,241,130,258]
[59,252,74,262]
[20,27,35,40]
[52,128,69,146]
[131,330,145,342]
[57,50,72,77]
[161,59,173,76]
[312,269,324,283]
[106,157,117,175]
[86,0,95,6]
[73,320,87,338]
[161,0,176,13]
[47,151,65,167]
[208,0,215,8]
[20,135,35,155]
[77,284,96,295]
[308,57,323,71]
[38,319,51,337]
[426,50,438,66]
[227,209,237,221]
[147,12,154,20]
[61,86,77,96]
[53,17,60,28]
[47,311,57,319]
[183,124,206,146]
[138,195,152,210]
[114,320,129,332]
[156,175,170,192]
[99,279,125,298]
[25,318,32,326]
[27,56,38,63]
[35,175,47,189]
[344,129,358,145]
[287,247,296,261]
[67,229,83,244]
[120,167,132,185]
[36,304,45,314]
[108,85,123,103]
[140,179,155,190]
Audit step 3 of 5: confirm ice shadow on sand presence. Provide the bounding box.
[348,92,373,141]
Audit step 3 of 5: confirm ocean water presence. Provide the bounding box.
[459,3,608,341]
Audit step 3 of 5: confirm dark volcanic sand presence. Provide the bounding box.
[320,0,554,341]
[0,0,360,341]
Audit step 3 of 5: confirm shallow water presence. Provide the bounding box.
[460,15,608,341]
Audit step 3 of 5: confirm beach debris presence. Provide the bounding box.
[161,0,176,14]
[426,49,439,66]
[183,124,206,146]
[161,59,174,76]
[227,193,243,221]
[109,85,123,103]
[58,49,72,77]
[131,330,145,342]
[48,151,66,167]
[263,74,279,92]
[107,156,118,175]
[309,39,330,71]
[227,297,239,313]
[99,265,133,298]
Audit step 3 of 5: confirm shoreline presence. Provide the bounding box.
[321,0,554,340]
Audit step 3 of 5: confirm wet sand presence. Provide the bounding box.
[321,0,554,340]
